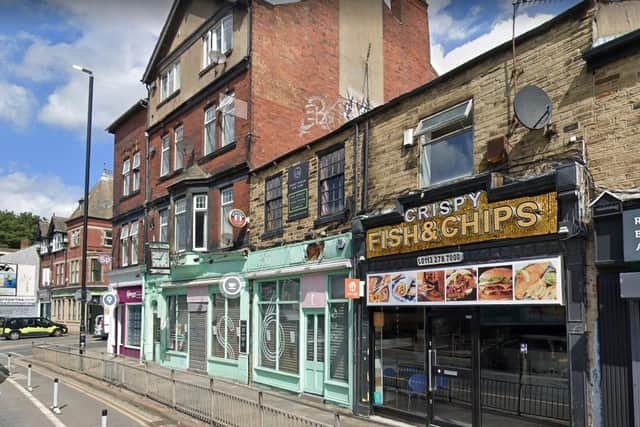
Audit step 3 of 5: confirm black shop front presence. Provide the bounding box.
[352,168,588,427]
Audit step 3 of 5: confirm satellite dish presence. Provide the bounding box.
[514,85,552,130]
[208,50,227,65]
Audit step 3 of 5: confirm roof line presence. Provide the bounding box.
[106,99,147,133]
[142,0,180,84]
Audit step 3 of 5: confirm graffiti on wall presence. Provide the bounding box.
[298,90,372,137]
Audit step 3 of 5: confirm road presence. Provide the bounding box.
[0,333,108,357]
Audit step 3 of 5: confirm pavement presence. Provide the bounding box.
[0,333,107,358]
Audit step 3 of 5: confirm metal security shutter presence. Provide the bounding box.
[598,272,633,427]
[189,311,207,372]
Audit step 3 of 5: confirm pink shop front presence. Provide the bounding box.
[113,286,143,358]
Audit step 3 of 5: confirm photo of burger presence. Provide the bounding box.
[478,266,513,301]
[445,268,477,301]
[515,261,558,300]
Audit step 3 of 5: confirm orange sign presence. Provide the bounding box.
[345,278,361,299]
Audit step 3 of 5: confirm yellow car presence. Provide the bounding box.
[2,317,68,340]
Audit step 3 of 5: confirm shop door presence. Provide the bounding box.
[427,309,476,427]
[188,310,207,372]
[303,312,325,395]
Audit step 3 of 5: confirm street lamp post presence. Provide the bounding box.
[73,64,93,355]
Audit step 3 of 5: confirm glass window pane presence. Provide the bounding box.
[168,296,176,351]
[176,295,188,352]
[126,305,142,347]
[260,282,277,301]
[227,297,240,360]
[416,100,471,135]
[212,294,226,358]
[259,302,277,370]
[279,303,299,374]
[279,279,299,301]
[195,211,206,248]
[329,303,348,381]
[422,128,473,187]
[330,275,347,299]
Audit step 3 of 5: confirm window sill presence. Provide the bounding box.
[123,344,141,350]
[314,210,347,227]
[260,228,283,241]
[165,349,187,357]
[120,190,141,202]
[254,365,299,379]
[157,90,180,109]
[208,356,239,366]
[158,168,182,183]
[197,141,237,165]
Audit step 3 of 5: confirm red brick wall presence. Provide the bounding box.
[112,221,144,269]
[65,218,112,286]
[383,0,437,101]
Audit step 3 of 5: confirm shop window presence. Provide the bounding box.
[159,209,168,242]
[220,188,234,248]
[120,224,129,267]
[328,275,349,382]
[193,194,208,251]
[122,158,131,197]
[132,151,141,192]
[126,304,142,348]
[174,198,187,251]
[167,295,188,352]
[174,125,184,170]
[257,279,300,374]
[211,293,240,360]
[318,147,345,216]
[130,222,139,265]
[265,175,282,232]
[417,99,473,188]
[160,134,170,177]
[72,300,76,320]
[204,106,216,155]
[90,258,101,283]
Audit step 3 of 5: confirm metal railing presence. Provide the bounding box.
[31,344,335,427]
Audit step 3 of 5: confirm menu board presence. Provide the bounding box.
[367,256,562,306]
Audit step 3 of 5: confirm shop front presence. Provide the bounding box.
[246,233,354,407]
[356,171,588,426]
[114,286,143,358]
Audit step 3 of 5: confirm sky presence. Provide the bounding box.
[0,0,580,218]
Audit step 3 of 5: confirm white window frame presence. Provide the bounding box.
[161,134,170,176]
[202,14,233,69]
[121,225,129,267]
[174,125,184,170]
[122,158,131,197]
[220,188,233,248]
[52,233,64,252]
[160,61,180,101]
[132,151,141,192]
[174,198,187,252]
[90,258,101,283]
[193,194,208,251]
[103,230,113,247]
[220,93,235,147]
[71,230,80,247]
[130,222,139,265]
[204,106,216,155]
[159,209,168,242]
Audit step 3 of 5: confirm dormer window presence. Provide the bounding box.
[40,239,49,254]
[52,233,64,252]
[202,15,233,69]
[160,61,180,101]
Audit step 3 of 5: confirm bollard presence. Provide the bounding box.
[27,364,33,392]
[7,354,11,376]
[101,409,108,427]
[51,378,61,414]
[333,412,341,427]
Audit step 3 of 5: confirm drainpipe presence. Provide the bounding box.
[361,120,370,212]
[141,87,152,363]
[352,122,359,214]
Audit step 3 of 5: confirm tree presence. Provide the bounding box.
[0,210,41,249]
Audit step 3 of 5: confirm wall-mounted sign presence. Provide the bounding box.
[240,320,248,354]
[38,289,51,303]
[0,263,17,296]
[0,296,37,305]
[228,208,248,228]
[99,254,112,265]
[74,289,93,303]
[221,274,245,299]
[417,252,463,267]
[148,242,170,273]
[345,278,361,299]
[102,292,118,307]
[623,208,640,262]
[366,191,557,258]
[367,256,562,306]
[288,161,309,220]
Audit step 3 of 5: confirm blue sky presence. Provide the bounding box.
[0,0,580,218]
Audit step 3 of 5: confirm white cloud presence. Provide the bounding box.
[431,12,555,75]
[0,81,37,129]
[428,0,485,42]
[0,172,81,218]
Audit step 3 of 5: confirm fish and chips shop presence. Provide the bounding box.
[354,171,588,427]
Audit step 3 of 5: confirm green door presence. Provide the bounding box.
[303,312,325,395]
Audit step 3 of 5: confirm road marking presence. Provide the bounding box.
[6,376,68,427]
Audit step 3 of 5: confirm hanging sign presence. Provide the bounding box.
[228,208,248,228]
[221,274,245,299]
[344,278,361,299]
[367,256,562,306]
[288,161,309,220]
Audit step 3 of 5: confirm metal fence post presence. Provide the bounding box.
[333,413,341,427]
[144,366,149,397]
[101,409,108,427]
[52,378,61,414]
[121,362,125,386]
[209,377,215,425]
[171,369,176,409]
[258,391,264,427]
[27,364,33,392]
[7,354,11,376]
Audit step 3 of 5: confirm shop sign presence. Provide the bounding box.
[148,242,170,273]
[228,208,248,228]
[221,274,245,299]
[417,252,463,266]
[102,292,118,307]
[38,289,51,303]
[240,320,248,354]
[288,161,309,220]
[0,296,37,305]
[345,278,361,299]
[367,256,562,306]
[622,208,640,262]
[366,191,557,258]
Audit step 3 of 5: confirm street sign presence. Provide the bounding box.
[221,275,244,299]
[99,254,112,265]
[102,292,118,307]
[74,289,93,302]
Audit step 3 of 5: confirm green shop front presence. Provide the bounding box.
[143,249,250,384]
[246,233,355,407]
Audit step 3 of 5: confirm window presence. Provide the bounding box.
[167,295,188,352]
[160,61,180,101]
[126,304,142,348]
[72,300,76,320]
[221,93,235,147]
[40,239,49,254]
[103,230,112,247]
[202,14,233,69]
[319,147,345,216]
[193,195,208,251]
[159,209,168,242]
[265,175,282,232]
[211,293,240,360]
[174,198,187,251]
[70,260,79,284]
[257,279,300,374]
[71,230,80,247]
[90,259,101,283]
[220,188,233,248]
[174,125,184,170]
[328,275,349,382]
[417,99,473,187]
[52,233,64,252]
[204,106,216,155]
[161,134,170,176]
[121,225,129,267]
[130,222,139,265]
[132,152,141,192]
[122,158,131,197]
[54,263,64,286]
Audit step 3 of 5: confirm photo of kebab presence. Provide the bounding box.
[417,271,445,302]
[515,261,558,300]
[478,266,513,300]
[445,268,477,301]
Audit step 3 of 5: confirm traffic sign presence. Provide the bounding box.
[102,292,118,307]
[74,289,93,302]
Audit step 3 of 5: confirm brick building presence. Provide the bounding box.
[123,0,436,395]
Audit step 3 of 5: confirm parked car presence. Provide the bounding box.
[94,315,108,339]
[2,317,68,340]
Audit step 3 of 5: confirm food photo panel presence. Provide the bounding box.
[445,268,477,301]
[367,275,390,304]
[389,272,418,303]
[478,265,514,301]
[514,258,560,301]
[417,270,445,302]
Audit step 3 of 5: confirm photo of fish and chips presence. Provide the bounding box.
[417,270,445,302]
[390,273,418,303]
[445,268,478,301]
[368,275,390,303]
[478,265,514,301]
[514,260,558,301]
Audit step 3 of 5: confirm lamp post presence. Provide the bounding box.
[73,64,93,355]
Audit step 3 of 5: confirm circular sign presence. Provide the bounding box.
[99,255,112,265]
[102,292,118,307]
[228,208,247,228]
[221,275,245,299]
